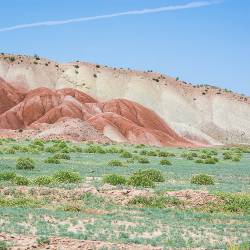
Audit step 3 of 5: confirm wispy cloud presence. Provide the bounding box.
[0,1,222,32]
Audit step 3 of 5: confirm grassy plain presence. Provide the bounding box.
[0,139,249,249]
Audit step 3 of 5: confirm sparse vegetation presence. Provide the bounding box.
[0,172,17,181]
[130,195,181,208]
[54,153,70,160]
[13,176,30,185]
[33,176,54,186]
[0,240,8,250]
[191,174,215,185]
[120,151,133,158]
[127,169,164,188]
[0,140,249,249]
[16,157,35,170]
[37,236,50,245]
[62,202,82,212]
[108,160,123,167]
[53,170,81,183]
[160,159,172,165]
[9,56,15,62]
[138,157,150,164]
[44,157,60,164]
[103,174,127,186]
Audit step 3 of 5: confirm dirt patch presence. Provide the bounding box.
[0,233,162,250]
[97,184,153,205]
[0,185,221,209]
[166,189,221,208]
[0,184,152,206]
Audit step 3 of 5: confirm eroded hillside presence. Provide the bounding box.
[0,53,250,146]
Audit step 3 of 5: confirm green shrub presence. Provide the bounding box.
[199,154,209,159]
[140,150,147,155]
[130,195,181,208]
[120,151,133,158]
[72,146,83,153]
[63,203,82,212]
[0,240,8,250]
[108,160,123,167]
[223,152,232,160]
[11,145,21,150]
[158,151,169,157]
[32,139,45,147]
[191,174,214,185]
[138,157,150,164]
[16,157,35,170]
[44,157,60,164]
[195,159,204,164]
[168,152,176,157]
[190,152,198,157]
[181,153,187,157]
[103,174,127,186]
[106,147,120,153]
[5,148,15,154]
[61,148,71,154]
[232,156,241,162]
[0,197,41,208]
[127,174,155,188]
[53,170,81,183]
[37,236,50,245]
[126,159,135,164]
[147,150,158,157]
[160,159,172,166]
[127,169,164,188]
[34,176,54,186]
[216,193,250,214]
[138,169,165,182]
[54,153,70,160]
[81,192,105,205]
[227,243,250,250]
[84,145,106,154]
[45,146,59,153]
[19,146,29,153]
[13,176,30,185]
[204,158,217,164]
[0,172,16,181]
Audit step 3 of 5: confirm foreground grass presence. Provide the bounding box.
[0,139,249,248]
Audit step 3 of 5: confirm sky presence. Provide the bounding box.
[0,0,250,96]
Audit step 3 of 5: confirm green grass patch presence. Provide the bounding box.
[129,195,181,208]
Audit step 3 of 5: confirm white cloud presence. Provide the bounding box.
[0,1,223,32]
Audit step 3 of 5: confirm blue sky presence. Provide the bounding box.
[0,0,250,95]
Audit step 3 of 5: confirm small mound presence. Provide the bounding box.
[166,189,220,208]
[34,118,111,143]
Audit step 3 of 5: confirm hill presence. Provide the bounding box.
[0,53,250,146]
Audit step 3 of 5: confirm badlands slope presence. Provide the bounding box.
[0,78,191,147]
[0,53,250,146]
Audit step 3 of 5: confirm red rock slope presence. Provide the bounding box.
[0,79,194,147]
